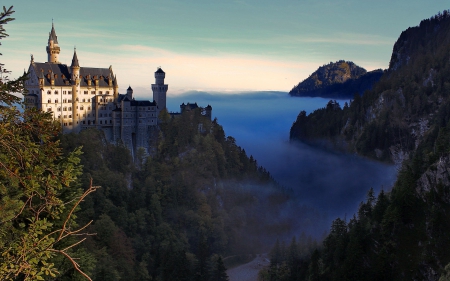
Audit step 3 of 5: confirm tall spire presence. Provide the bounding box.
[46,21,60,63]
[71,47,79,67]
[48,21,58,44]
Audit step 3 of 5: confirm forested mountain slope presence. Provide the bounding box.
[272,10,450,281]
[289,60,383,99]
[59,109,321,281]
[291,11,450,164]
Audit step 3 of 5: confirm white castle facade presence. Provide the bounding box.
[24,24,170,154]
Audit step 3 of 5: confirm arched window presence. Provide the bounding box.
[57,107,61,112]
[88,106,91,110]
[55,99,58,103]
[80,106,84,110]
[55,90,58,95]
[68,107,72,111]
[47,90,51,95]
[47,99,51,103]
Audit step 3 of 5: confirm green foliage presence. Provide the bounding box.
[59,108,295,280]
[0,6,95,280]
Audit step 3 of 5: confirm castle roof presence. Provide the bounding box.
[49,23,58,44]
[127,85,133,91]
[131,100,156,107]
[30,62,116,87]
[71,49,79,67]
[156,68,165,74]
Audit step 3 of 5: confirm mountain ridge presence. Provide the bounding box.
[289,60,383,99]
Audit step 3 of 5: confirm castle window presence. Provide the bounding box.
[80,106,84,110]
[63,107,67,111]
[69,122,72,125]
[83,113,86,117]
[68,107,72,110]
[64,115,67,118]
[91,91,95,95]
[47,108,52,112]
[47,90,51,95]
[99,91,102,95]
[57,107,61,112]
[47,99,51,103]
[55,91,58,95]
[55,99,58,103]
[88,106,91,110]
[69,115,72,118]
[84,91,88,95]
[68,91,72,95]
[63,91,66,95]
[76,98,79,101]
[68,99,72,103]
[83,121,86,124]
[106,91,110,95]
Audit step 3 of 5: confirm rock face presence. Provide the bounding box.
[290,11,450,165]
[289,60,382,99]
[417,155,450,202]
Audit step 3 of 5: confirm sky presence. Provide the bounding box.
[2,0,449,94]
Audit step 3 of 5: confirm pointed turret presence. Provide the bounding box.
[71,48,79,67]
[46,22,60,63]
[48,22,58,44]
[126,85,133,99]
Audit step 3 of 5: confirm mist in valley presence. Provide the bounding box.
[164,91,397,240]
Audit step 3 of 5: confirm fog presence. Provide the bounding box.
[166,91,397,235]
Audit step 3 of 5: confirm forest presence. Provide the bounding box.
[0,6,307,280]
[278,10,450,281]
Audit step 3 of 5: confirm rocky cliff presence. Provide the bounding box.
[290,10,450,165]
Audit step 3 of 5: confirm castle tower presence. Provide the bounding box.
[71,48,80,132]
[126,85,133,100]
[151,67,168,113]
[46,23,60,63]
[113,75,119,102]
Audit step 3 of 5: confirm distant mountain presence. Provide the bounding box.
[289,60,383,99]
[286,10,450,281]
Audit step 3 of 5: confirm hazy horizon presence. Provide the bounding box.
[166,91,397,230]
[3,1,450,93]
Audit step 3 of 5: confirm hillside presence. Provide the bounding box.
[56,108,324,281]
[289,60,383,99]
[278,10,450,281]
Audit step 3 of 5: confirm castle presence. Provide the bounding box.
[24,23,211,155]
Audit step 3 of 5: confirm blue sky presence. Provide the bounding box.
[2,0,449,93]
